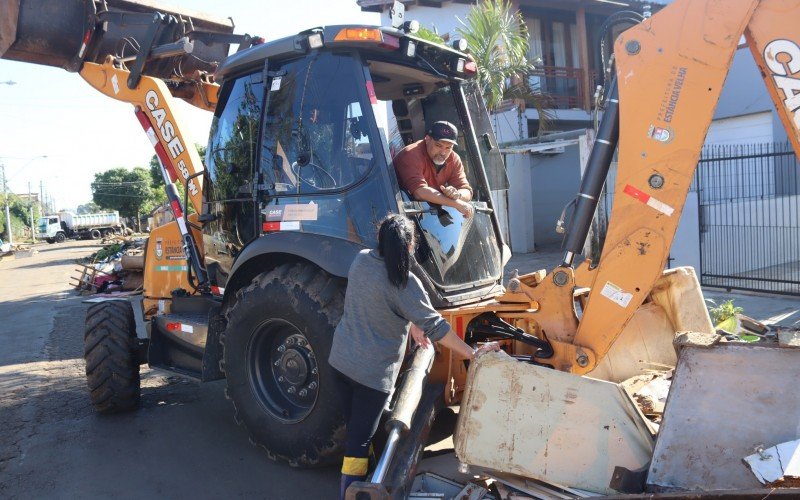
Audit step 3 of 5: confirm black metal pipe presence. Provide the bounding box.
[562,78,619,266]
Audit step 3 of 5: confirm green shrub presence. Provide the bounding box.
[706,298,743,325]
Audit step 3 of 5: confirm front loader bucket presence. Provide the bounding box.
[454,267,713,495]
[1,0,233,74]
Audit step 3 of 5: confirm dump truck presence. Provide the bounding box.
[4,0,800,498]
[37,211,125,242]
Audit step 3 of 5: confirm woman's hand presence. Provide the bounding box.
[471,341,501,359]
[410,323,431,349]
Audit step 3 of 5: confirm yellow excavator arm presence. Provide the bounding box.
[79,59,211,214]
[525,0,800,374]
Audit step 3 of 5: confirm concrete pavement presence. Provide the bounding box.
[0,240,339,500]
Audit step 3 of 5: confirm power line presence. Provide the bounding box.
[91,181,150,185]
[89,192,153,198]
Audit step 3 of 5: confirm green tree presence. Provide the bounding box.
[149,144,207,209]
[91,167,157,230]
[457,0,551,127]
[77,202,101,214]
[1,193,43,241]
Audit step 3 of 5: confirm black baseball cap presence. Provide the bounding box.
[427,121,458,144]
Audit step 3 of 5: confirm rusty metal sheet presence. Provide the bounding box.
[648,344,800,492]
[455,351,654,495]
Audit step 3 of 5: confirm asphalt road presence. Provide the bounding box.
[0,240,339,499]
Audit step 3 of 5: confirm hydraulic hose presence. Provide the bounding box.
[562,77,619,267]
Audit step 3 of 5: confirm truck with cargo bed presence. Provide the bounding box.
[37,211,125,243]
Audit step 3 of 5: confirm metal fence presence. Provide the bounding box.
[698,142,800,295]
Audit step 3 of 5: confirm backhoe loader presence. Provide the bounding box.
[3,0,800,497]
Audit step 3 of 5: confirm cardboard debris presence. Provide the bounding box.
[777,329,800,348]
[744,439,800,486]
[632,375,671,416]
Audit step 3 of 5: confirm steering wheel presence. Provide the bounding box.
[291,161,337,190]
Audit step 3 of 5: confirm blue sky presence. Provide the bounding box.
[0,0,379,210]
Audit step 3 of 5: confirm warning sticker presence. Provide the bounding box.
[600,281,633,308]
[270,77,282,91]
[262,221,301,232]
[283,203,318,221]
[623,184,675,216]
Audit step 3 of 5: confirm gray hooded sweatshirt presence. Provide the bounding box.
[329,249,450,392]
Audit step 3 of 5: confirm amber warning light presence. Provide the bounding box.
[334,28,400,50]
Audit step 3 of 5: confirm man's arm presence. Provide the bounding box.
[440,184,472,202]
[413,186,474,217]
[446,154,473,201]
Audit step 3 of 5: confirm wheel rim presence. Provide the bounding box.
[246,320,320,423]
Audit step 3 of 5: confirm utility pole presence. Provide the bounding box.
[40,180,44,214]
[29,181,35,243]
[1,163,12,245]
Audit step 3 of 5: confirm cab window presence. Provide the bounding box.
[259,52,374,195]
[206,71,264,203]
[205,71,265,246]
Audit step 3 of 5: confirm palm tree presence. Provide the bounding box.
[457,0,551,128]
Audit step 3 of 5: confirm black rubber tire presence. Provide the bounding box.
[222,263,346,467]
[46,238,54,244]
[55,232,66,243]
[84,300,141,413]
[90,229,102,240]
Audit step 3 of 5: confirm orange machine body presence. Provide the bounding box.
[79,60,214,315]
[431,0,800,400]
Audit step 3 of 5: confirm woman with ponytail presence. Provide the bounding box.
[328,213,498,499]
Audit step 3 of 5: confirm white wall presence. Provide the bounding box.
[492,106,533,252]
[705,112,773,145]
[380,4,474,40]
[507,157,535,252]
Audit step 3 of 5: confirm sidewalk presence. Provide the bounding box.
[504,250,800,329]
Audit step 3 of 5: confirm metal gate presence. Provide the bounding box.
[697,142,800,295]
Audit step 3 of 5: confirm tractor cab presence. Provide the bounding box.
[203,25,507,308]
